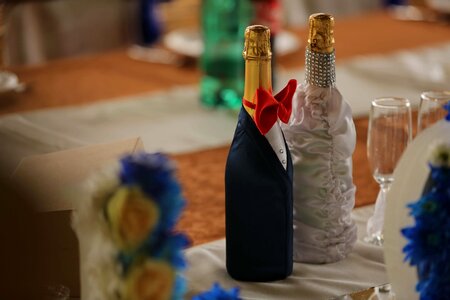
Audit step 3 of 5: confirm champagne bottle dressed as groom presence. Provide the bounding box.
[281,13,357,264]
[225,25,297,281]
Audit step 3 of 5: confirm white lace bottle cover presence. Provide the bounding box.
[280,13,357,263]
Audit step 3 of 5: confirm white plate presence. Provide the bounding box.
[427,0,450,13]
[0,71,24,93]
[163,28,301,58]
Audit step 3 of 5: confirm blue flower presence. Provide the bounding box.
[110,153,190,299]
[408,194,440,217]
[402,190,450,265]
[444,101,450,121]
[402,148,450,299]
[192,283,241,300]
[415,266,450,300]
[173,273,188,300]
[402,221,447,265]
[148,232,190,270]
[120,152,186,234]
[430,165,450,185]
[120,153,174,194]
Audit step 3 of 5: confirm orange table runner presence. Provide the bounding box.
[174,117,375,246]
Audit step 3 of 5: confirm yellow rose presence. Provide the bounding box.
[106,186,159,250]
[125,259,175,300]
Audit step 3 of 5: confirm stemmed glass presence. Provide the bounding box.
[417,91,450,133]
[365,97,412,245]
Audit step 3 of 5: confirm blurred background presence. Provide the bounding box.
[2,0,387,66]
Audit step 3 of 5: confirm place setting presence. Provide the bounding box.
[0,71,26,94]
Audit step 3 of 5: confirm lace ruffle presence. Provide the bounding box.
[281,82,357,264]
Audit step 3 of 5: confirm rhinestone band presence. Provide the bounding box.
[305,48,336,87]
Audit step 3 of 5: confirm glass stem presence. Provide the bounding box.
[380,182,392,195]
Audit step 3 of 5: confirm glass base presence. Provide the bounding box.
[364,233,384,246]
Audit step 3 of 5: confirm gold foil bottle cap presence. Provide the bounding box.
[242,25,272,60]
[308,13,335,53]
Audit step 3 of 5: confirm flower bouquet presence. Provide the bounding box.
[402,142,450,300]
[72,153,189,300]
[383,105,449,300]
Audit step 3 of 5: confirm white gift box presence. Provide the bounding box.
[11,137,144,298]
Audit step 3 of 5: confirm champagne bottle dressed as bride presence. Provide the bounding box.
[281,13,357,263]
[225,25,297,281]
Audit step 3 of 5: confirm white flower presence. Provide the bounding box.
[72,163,123,300]
[428,142,450,167]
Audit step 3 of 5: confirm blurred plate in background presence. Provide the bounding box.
[427,0,450,13]
[163,28,300,58]
[0,71,25,94]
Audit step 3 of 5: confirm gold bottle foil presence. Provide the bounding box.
[306,13,336,87]
[308,13,335,54]
[242,25,272,118]
[242,25,272,60]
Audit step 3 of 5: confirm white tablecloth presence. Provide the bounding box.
[185,205,387,300]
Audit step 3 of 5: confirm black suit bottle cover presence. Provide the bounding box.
[225,25,297,282]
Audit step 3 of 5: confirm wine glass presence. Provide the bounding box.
[365,97,412,245]
[417,91,450,133]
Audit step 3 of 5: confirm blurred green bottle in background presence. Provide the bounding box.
[200,0,253,110]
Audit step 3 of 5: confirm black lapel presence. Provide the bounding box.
[239,107,291,180]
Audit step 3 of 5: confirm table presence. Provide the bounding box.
[2,11,450,247]
[1,9,450,300]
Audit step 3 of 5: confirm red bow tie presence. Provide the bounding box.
[243,79,297,135]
